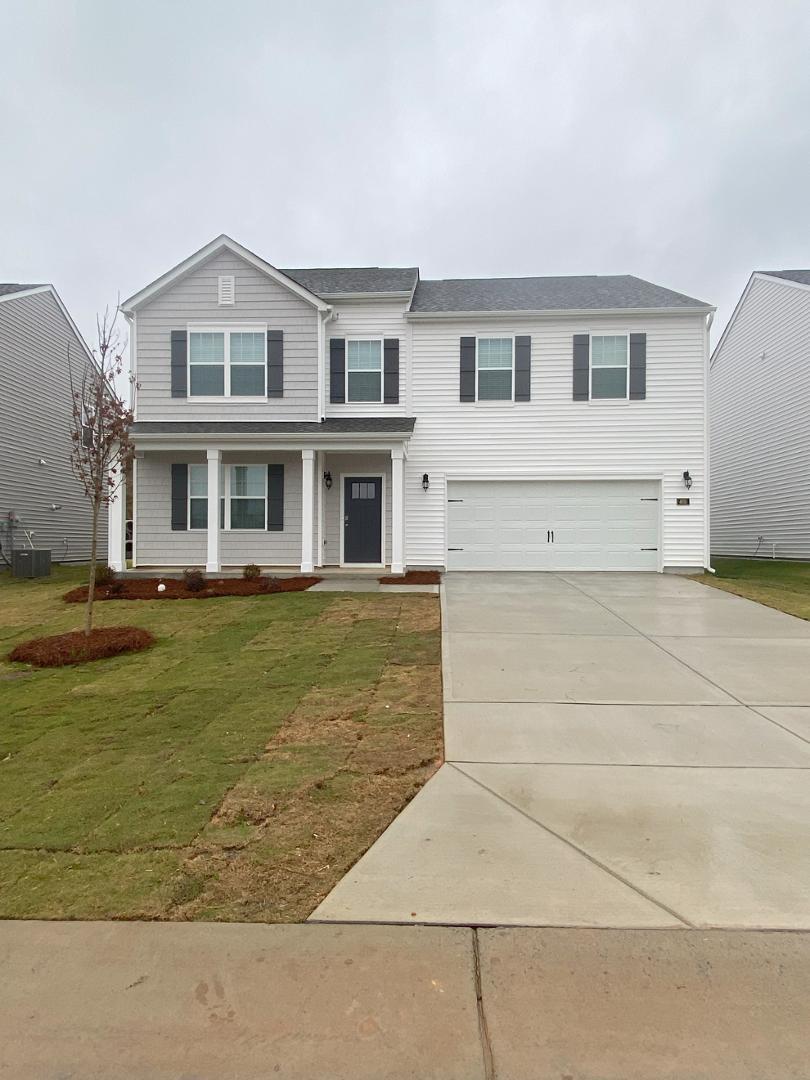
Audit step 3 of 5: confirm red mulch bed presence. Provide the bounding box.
[379,570,441,585]
[63,576,322,603]
[9,627,155,668]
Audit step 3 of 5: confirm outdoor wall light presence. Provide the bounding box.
[683,470,693,490]
[323,470,333,490]
[422,473,430,492]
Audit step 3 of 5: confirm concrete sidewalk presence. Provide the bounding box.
[2,920,808,1079]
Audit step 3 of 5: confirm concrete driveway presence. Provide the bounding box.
[312,573,810,928]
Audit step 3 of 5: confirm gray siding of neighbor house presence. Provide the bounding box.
[134,250,320,424]
[0,290,107,563]
[135,452,303,566]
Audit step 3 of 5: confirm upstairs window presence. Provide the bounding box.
[590,334,628,399]
[347,339,382,402]
[188,328,266,397]
[477,337,513,401]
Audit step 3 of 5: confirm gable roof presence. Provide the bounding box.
[281,267,418,298]
[0,283,46,297]
[121,235,330,314]
[758,269,810,287]
[410,274,712,314]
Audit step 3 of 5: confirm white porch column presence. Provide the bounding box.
[390,447,405,575]
[107,463,127,572]
[316,450,325,567]
[301,449,315,573]
[206,448,221,573]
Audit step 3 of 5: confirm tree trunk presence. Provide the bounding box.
[85,495,101,637]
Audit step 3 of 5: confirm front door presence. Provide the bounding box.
[343,476,383,564]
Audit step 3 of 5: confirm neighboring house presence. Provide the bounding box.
[0,284,104,564]
[711,270,810,560]
[113,235,713,575]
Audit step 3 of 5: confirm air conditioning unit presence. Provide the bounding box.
[12,549,52,578]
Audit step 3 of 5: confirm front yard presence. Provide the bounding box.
[0,567,442,921]
[701,557,810,620]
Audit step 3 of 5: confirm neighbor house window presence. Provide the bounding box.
[477,337,513,401]
[347,339,382,402]
[188,328,266,397]
[590,334,629,399]
[186,464,265,529]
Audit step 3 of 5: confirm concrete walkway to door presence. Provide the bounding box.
[312,572,810,928]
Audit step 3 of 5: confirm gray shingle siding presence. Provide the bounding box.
[0,289,106,563]
[0,283,45,297]
[759,269,810,287]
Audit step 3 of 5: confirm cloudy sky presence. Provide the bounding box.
[2,0,809,347]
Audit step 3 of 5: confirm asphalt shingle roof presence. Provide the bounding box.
[0,283,45,297]
[410,274,712,313]
[281,267,418,296]
[131,418,416,435]
[759,269,810,286]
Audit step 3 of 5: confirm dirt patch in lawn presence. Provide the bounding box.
[9,627,155,667]
[63,576,322,603]
[379,570,441,584]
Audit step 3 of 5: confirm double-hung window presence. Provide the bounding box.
[187,464,267,530]
[590,334,629,399]
[346,339,382,402]
[477,337,514,401]
[188,329,266,397]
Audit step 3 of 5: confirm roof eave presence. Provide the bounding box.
[406,305,715,320]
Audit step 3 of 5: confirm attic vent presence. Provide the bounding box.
[218,275,235,305]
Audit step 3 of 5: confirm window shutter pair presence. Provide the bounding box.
[573,333,646,400]
[169,330,284,398]
[329,338,400,403]
[458,336,532,401]
[170,462,284,531]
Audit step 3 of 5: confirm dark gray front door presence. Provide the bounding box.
[344,476,382,564]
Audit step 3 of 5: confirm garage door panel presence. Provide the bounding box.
[447,480,659,572]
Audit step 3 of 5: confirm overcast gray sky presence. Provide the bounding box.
[2,0,809,348]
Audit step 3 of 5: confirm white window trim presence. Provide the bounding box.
[475,333,515,403]
[187,462,268,531]
[345,337,384,404]
[187,324,267,399]
[588,331,630,402]
[339,472,386,568]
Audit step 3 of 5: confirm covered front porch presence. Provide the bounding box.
[108,420,415,576]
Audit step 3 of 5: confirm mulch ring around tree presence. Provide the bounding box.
[378,570,441,585]
[63,576,322,603]
[9,627,155,667]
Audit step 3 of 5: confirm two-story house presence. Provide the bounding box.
[112,235,714,575]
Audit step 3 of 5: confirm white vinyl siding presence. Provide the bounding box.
[710,275,810,559]
[403,312,707,570]
[134,248,319,422]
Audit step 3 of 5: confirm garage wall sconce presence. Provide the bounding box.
[323,471,333,490]
[682,470,693,490]
[422,473,430,492]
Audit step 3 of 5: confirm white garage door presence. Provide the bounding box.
[446,480,660,571]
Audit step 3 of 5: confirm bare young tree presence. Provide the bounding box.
[68,304,135,635]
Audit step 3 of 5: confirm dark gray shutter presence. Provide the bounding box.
[515,335,531,402]
[267,330,283,398]
[573,334,589,401]
[629,333,647,400]
[170,464,188,531]
[460,337,476,401]
[330,338,345,403]
[383,338,400,404]
[267,464,284,531]
[171,330,187,397]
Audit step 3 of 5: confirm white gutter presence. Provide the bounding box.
[318,306,336,419]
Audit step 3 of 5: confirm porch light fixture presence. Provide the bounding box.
[323,471,333,490]
[682,470,693,490]
[422,473,430,492]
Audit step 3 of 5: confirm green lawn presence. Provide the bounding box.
[0,566,442,921]
[700,558,810,620]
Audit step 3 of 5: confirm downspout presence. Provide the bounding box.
[704,310,716,574]
[317,307,336,421]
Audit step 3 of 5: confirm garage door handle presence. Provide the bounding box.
[448,547,464,551]
[547,530,554,543]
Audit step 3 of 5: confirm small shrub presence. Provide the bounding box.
[94,564,115,587]
[182,568,205,593]
[243,563,262,581]
[107,579,124,596]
